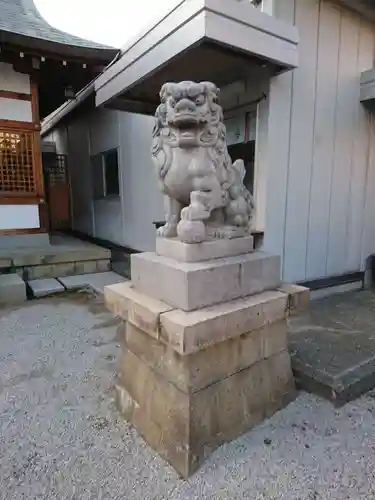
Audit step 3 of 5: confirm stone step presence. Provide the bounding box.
[288,290,375,406]
[28,278,65,298]
[59,271,125,296]
[0,273,27,304]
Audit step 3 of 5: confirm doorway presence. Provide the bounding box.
[42,152,71,231]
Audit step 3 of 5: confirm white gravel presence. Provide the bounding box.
[1,293,375,500]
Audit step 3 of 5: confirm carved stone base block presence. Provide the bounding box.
[116,321,295,478]
[131,250,281,311]
[105,271,309,478]
[156,235,254,262]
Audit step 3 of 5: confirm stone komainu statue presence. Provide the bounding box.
[152,81,255,243]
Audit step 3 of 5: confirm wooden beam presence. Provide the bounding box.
[0,90,32,101]
[0,228,46,236]
[0,197,44,205]
[0,119,40,130]
[31,80,40,123]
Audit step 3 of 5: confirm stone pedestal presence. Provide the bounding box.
[104,239,309,478]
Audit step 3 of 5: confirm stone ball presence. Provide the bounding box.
[177,220,206,243]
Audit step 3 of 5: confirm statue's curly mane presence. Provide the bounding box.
[151,82,234,187]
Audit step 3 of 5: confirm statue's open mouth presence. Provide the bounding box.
[170,113,199,129]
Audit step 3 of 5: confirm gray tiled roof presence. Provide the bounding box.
[0,0,115,50]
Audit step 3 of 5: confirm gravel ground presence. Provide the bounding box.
[1,293,375,500]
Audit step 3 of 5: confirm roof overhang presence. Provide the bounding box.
[335,0,375,22]
[360,68,375,108]
[95,0,298,115]
[0,30,118,63]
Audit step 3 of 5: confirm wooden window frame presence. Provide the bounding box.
[91,148,120,199]
[0,79,44,205]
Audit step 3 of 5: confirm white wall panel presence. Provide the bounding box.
[265,0,375,283]
[0,97,32,122]
[0,63,30,94]
[0,205,39,230]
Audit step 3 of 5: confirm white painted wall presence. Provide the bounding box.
[118,113,164,251]
[0,98,32,122]
[45,108,164,250]
[0,64,39,231]
[0,205,39,230]
[0,63,30,94]
[264,0,375,283]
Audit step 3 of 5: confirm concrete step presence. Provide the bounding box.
[25,271,125,299]
[0,273,27,304]
[58,271,125,296]
[288,290,375,406]
[27,278,65,298]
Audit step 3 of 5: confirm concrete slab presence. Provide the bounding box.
[289,290,375,405]
[0,273,27,303]
[0,258,12,269]
[0,234,111,268]
[59,271,125,295]
[28,278,65,298]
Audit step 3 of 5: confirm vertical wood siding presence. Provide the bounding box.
[265,0,375,283]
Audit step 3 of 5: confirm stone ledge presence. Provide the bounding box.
[105,281,174,339]
[156,235,254,262]
[278,284,310,316]
[122,319,288,394]
[159,290,288,355]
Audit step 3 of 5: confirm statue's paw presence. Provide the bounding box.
[157,223,178,238]
[212,228,228,239]
[181,205,209,222]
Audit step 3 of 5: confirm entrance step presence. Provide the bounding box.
[0,234,111,280]
[28,278,65,298]
[0,273,27,304]
[289,290,375,406]
[59,271,125,296]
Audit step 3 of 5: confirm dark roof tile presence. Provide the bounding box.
[0,0,116,50]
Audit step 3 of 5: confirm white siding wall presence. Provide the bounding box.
[0,64,39,230]
[265,0,375,283]
[46,109,164,250]
[118,113,164,251]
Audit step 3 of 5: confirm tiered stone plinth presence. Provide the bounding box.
[104,237,309,478]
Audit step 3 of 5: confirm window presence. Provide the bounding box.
[225,111,257,195]
[91,148,120,198]
[0,129,37,195]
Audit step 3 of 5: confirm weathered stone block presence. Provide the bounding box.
[116,347,295,478]
[25,264,54,280]
[28,278,65,298]
[241,254,281,296]
[0,258,12,269]
[131,251,282,311]
[74,260,98,275]
[0,273,27,303]
[96,259,111,272]
[156,235,254,262]
[159,290,288,355]
[279,283,310,315]
[104,282,174,338]
[123,319,287,393]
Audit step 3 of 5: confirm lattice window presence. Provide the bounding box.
[0,129,37,195]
